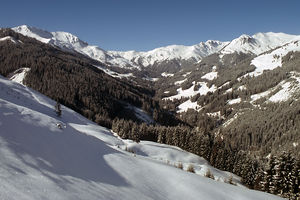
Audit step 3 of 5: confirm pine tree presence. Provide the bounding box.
[289,158,299,200]
[271,156,283,195]
[260,155,276,193]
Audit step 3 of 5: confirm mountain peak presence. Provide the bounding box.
[220,32,300,55]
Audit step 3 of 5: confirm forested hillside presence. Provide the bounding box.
[0,29,178,128]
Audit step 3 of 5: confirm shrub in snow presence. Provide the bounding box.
[205,169,215,180]
[225,175,236,186]
[187,164,195,173]
[125,146,135,154]
[176,162,183,169]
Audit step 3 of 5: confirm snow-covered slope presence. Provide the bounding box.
[0,76,283,200]
[163,81,217,101]
[221,32,300,55]
[249,40,300,76]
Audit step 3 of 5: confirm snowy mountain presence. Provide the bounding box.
[220,32,300,55]
[109,40,228,67]
[12,25,300,73]
[12,25,228,70]
[0,75,284,200]
[12,25,139,69]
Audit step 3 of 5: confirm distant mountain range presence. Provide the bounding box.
[12,25,300,70]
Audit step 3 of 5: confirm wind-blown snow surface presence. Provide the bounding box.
[0,76,284,200]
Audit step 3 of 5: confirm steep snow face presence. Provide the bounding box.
[221,32,300,55]
[12,25,53,43]
[110,40,229,67]
[0,76,284,200]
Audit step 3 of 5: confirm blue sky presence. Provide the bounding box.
[1,0,300,51]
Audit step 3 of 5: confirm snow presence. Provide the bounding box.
[218,81,230,89]
[249,72,300,104]
[12,25,140,69]
[227,98,241,105]
[182,71,191,77]
[238,85,246,91]
[95,65,134,79]
[293,142,298,147]
[201,71,218,80]
[142,76,159,82]
[250,90,271,103]
[9,68,30,84]
[250,40,300,76]
[13,25,228,69]
[269,81,293,103]
[207,111,221,118]
[13,25,300,72]
[0,36,17,43]
[110,40,228,67]
[0,76,283,200]
[125,104,154,124]
[161,72,174,77]
[224,88,233,94]
[177,100,201,113]
[123,140,239,183]
[268,72,300,103]
[223,112,241,127]
[174,78,187,85]
[221,32,300,55]
[164,82,216,101]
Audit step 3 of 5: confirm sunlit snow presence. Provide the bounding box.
[0,75,283,200]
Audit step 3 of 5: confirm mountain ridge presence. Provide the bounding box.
[12,25,300,71]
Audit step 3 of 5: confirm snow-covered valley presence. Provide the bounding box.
[0,75,284,200]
